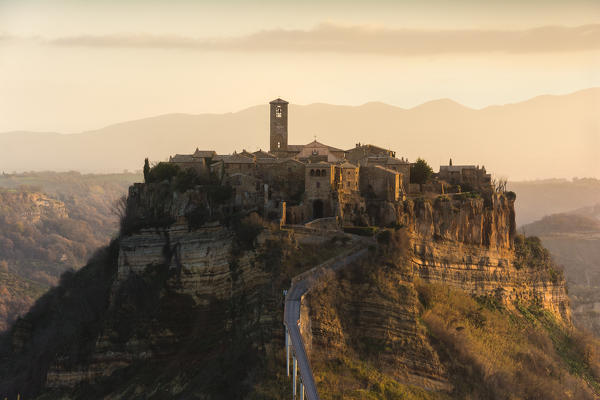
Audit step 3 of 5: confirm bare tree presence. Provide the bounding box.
[492,176,508,193]
[112,194,128,222]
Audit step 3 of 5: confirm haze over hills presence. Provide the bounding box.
[0,87,598,180]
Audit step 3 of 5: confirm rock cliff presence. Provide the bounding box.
[1,184,595,400]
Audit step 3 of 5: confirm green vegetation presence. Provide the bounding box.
[0,268,46,332]
[0,171,139,331]
[315,357,450,400]
[514,234,556,271]
[410,158,433,184]
[143,157,150,183]
[120,163,234,234]
[416,282,600,399]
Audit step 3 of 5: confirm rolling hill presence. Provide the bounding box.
[1,88,598,181]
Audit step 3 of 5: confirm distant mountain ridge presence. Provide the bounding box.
[1,87,598,180]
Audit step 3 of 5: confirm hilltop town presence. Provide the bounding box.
[168,98,493,226]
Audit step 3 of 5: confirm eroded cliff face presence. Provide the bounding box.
[410,239,570,322]
[44,222,271,389]
[305,193,572,397]
[372,193,515,249]
[369,193,568,320]
[7,185,579,398]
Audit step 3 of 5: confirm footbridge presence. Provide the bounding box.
[283,245,369,399]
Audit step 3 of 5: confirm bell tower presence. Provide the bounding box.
[270,98,288,153]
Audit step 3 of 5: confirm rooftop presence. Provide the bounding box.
[170,154,195,163]
[193,149,217,158]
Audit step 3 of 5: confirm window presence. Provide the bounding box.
[310,169,315,176]
[277,142,281,149]
[316,182,320,188]
[321,169,326,176]
[276,106,282,118]
[316,170,321,177]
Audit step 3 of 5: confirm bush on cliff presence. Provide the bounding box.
[410,158,434,184]
[145,162,180,184]
[416,282,600,400]
[514,234,558,271]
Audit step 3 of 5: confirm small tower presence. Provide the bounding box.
[270,98,289,153]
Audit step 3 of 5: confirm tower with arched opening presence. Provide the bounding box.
[270,98,288,153]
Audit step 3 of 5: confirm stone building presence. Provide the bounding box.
[169,97,490,225]
[210,153,256,178]
[269,98,289,155]
[437,159,492,191]
[346,143,396,164]
[364,155,410,191]
[305,162,335,219]
[225,173,262,208]
[169,149,216,175]
[335,162,359,194]
[360,165,403,202]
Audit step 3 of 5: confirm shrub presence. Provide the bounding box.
[505,191,517,201]
[143,158,150,183]
[410,158,434,184]
[146,162,180,184]
[232,213,264,251]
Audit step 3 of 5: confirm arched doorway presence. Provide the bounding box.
[312,199,324,219]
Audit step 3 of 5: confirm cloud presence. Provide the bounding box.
[13,23,600,55]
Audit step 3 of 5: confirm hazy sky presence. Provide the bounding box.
[1,0,599,133]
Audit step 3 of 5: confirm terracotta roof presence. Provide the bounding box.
[347,143,393,153]
[270,98,289,104]
[280,158,305,166]
[170,154,195,163]
[440,165,477,172]
[214,154,255,164]
[256,158,280,164]
[367,155,410,165]
[193,149,217,158]
[373,165,400,174]
[306,161,331,167]
[286,145,304,152]
[294,140,345,153]
[256,158,305,166]
[339,161,358,169]
[253,150,276,159]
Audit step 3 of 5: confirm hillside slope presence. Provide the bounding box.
[1,170,598,399]
[0,172,140,332]
[522,210,600,336]
[508,178,600,226]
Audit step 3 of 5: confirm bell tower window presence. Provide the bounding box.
[276,106,282,118]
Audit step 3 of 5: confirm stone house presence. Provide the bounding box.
[225,173,262,208]
[360,165,403,202]
[169,149,216,176]
[437,159,492,191]
[346,143,396,164]
[334,162,360,194]
[305,162,335,219]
